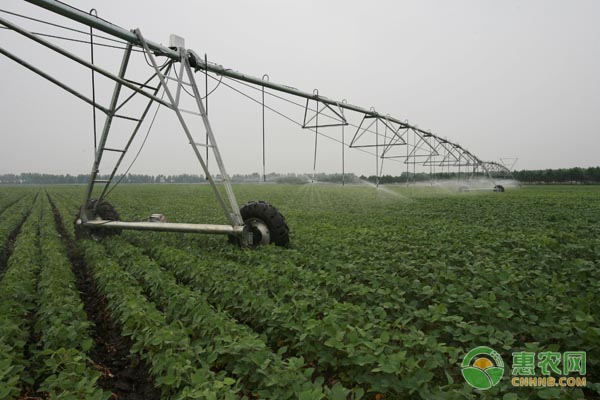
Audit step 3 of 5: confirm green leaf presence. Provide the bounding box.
[330,383,349,400]
[223,377,236,386]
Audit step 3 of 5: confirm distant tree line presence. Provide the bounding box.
[360,167,600,184]
[0,172,363,185]
[0,173,204,184]
[274,173,361,184]
[361,172,481,184]
[512,167,600,184]
[1,167,599,185]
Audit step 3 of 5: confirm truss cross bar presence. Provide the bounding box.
[302,98,347,129]
[0,16,171,109]
[115,67,167,112]
[135,29,241,226]
[165,75,192,86]
[410,128,439,155]
[179,108,202,116]
[97,65,172,201]
[192,142,214,148]
[113,114,140,122]
[124,78,158,91]
[82,43,132,214]
[182,51,242,225]
[0,45,109,114]
[349,115,378,147]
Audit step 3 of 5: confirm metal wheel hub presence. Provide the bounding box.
[245,218,270,246]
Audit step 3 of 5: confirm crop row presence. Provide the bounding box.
[0,196,41,398]
[33,195,110,399]
[128,235,447,397]
[136,231,522,385]
[102,237,345,399]
[132,228,596,399]
[50,193,454,396]
[0,193,35,257]
[80,240,243,399]
[271,220,600,368]
[47,186,599,399]
[153,200,597,368]
[291,229,596,337]
[161,232,598,397]
[49,192,352,398]
[0,192,25,217]
[44,191,532,396]
[160,227,529,338]
[0,193,111,399]
[48,195,239,398]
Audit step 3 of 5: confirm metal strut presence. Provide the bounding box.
[89,8,98,151]
[82,42,133,214]
[134,29,243,226]
[341,99,347,186]
[262,74,269,182]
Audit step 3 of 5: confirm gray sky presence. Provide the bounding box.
[1,0,599,176]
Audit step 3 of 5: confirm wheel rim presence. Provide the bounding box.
[245,218,270,246]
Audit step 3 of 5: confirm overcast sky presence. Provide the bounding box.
[1,0,598,176]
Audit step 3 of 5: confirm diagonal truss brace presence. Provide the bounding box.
[134,29,243,226]
[302,97,348,129]
[349,115,407,149]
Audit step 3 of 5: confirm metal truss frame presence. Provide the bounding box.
[3,0,515,192]
[0,13,248,239]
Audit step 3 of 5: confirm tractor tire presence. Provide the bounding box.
[229,201,289,247]
[493,185,505,193]
[75,199,121,240]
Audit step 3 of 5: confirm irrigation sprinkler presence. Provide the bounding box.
[1,0,515,247]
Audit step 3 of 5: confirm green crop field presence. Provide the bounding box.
[0,184,598,399]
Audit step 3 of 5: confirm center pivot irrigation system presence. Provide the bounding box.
[1,0,514,247]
